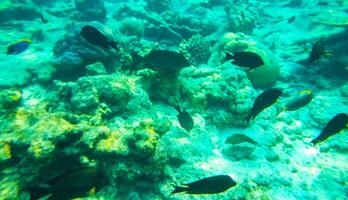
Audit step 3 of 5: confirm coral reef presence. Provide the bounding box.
[0,89,22,110]
[73,0,106,22]
[180,34,211,66]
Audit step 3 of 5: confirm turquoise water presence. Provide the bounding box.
[0,0,348,199]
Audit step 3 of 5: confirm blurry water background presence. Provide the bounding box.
[0,0,347,199]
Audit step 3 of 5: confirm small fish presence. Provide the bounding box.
[285,89,313,111]
[27,167,107,200]
[244,88,283,122]
[225,133,259,145]
[287,16,296,23]
[175,106,194,132]
[225,51,265,70]
[309,38,326,63]
[80,25,118,50]
[6,39,32,55]
[172,175,237,194]
[311,113,348,145]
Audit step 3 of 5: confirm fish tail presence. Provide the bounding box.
[310,138,319,145]
[171,186,188,194]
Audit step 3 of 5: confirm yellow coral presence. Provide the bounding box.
[0,142,12,160]
[96,131,128,155]
[28,140,55,159]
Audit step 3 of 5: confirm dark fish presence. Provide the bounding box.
[27,167,107,200]
[7,39,32,55]
[285,89,313,111]
[309,38,326,63]
[311,113,348,145]
[172,175,237,194]
[80,25,118,50]
[225,134,259,145]
[175,106,194,132]
[145,50,190,71]
[225,51,264,70]
[244,88,283,122]
[287,16,296,23]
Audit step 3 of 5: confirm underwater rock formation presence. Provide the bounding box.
[0,3,41,23]
[225,4,256,34]
[73,0,106,22]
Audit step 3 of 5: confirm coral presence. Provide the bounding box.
[73,0,106,22]
[0,89,22,110]
[95,130,129,156]
[214,33,280,89]
[85,62,107,76]
[0,3,41,23]
[179,34,211,65]
[178,64,253,126]
[27,140,55,159]
[70,78,99,114]
[118,17,145,37]
[0,142,12,161]
[145,0,170,13]
[225,5,256,34]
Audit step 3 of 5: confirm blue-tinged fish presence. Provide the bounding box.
[311,113,348,145]
[172,175,237,194]
[225,51,265,71]
[6,39,32,55]
[244,88,283,122]
[285,89,313,111]
[80,25,118,50]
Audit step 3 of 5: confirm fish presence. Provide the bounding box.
[172,175,237,194]
[175,106,194,132]
[225,133,259,145]
[287,16,296,23]
[225,51,264,70]
[284,89,313,111]
[244,88,283,122]
[309,38,326,63]
[311,113,348,145]
[27,167,108,200]
[80,25,118,50]
[6,39,32,55]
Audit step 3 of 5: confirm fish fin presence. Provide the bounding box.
[172,186,188,194]
[108,41,119,51]
[274,104,283,116]
[224,52,235,62]
[88,186,96,195]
